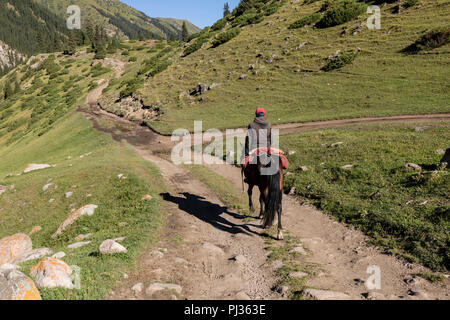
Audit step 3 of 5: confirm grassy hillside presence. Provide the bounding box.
[0,44,168,299]
[102,0,450,134]
[34,0,200,40]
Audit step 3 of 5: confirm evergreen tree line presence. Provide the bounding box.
[0,0,68,56]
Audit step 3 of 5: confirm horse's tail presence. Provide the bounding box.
[263,157,282,228]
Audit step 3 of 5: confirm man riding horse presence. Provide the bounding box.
[241,108,287,240]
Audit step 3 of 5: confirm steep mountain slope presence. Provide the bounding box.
[0,0,69,72]
[33,0,201,39]
[96,0,449,134]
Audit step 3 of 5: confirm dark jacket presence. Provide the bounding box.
[244,116,272,157]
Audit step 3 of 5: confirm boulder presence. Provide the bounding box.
[13,248,53,264]
[0,266,41,300]
[31,257,73,289]
[0,233,33,265]
[440,148,450,168]
[23,164,51,173]
[51,204,98,238]
[300,289,351,300]
[99,240,128,254]
[404,163,422,171]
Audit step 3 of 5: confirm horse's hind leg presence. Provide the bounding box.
[277,200,284,240]
[248,185,255,214]
[259,193,265,219]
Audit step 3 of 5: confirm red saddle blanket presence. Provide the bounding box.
[241,147,289,170]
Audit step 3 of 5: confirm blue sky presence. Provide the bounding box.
[121,0,241,29]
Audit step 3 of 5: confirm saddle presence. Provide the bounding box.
[241,147,289,170]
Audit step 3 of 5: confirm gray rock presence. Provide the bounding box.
[131,283,144,294]
[301,289,351,300]
[52,252,66,259]
[233,255,247,264]
[42,183,53,191]
[175,257,188,264]
[0,186,6,196]
[31,257,73,289]
[65,192,73,198]
[404,163,422,171]
[235,291,251,300]
[24,164,51,173]
[99,240,128,254]
[13,248,53,264]
[0,267,41,300]
[340,165,355,170]
[331,142,344,147]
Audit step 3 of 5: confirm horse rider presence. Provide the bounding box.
[243,107,272,183]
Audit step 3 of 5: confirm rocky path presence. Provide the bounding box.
[81,102,449,300]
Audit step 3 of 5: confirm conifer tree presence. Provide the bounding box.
[182,22,189,42]
[224,2,231,17]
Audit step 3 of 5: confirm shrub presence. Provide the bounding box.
[119,78,144,99]
[183,33,212,56]
[403,0,419,8]
[231,13,264,27]
[212,28,241,48]
[321,51,357,71]
[316,0,366,28]
[402,27,450,54]
[129,56,138,62]
[289,13,322,29]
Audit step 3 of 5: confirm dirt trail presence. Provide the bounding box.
[80,60,449,300]
[81,102,449,300]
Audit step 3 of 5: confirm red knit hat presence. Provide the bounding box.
[256,107,266,116]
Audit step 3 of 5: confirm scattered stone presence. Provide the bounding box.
[238,74,247,80]
[362,292,386,300]
[415,126,429,132]
[289,187,296,195]
[146,283,182,295]
[24,164,51,173]
[290,247,306,255]
[68,241,91,250]
[13,248,53,264]
[404,163,422,171]
[65,192,73,199]
[331,142,344,147]
[435,149,445,155]
[287,151,296,156]
[31,257,73,289]
[52,252,66,259]
[289,271,308,278]
[271,260,283,269]
[113,237,126,242]
[300,289,351,300]
[123,273,129,279]
[340,165,355,170]
[29,226,42,235]
[0,185,6,196]
[99,240,128,254]
[141,194,153,200]
[51,204,98,238]
[0,233,33,265]
[49,198,55,203]
[232,255,247,264]
[191,83,208,96]
[201,242,225,255]
[407,289,430,300]
[296,42,307,50]
[42,183,53,191]
[131,283,144,294]
[75,234,93,242]
[0,267,41,300]
[235,291,251,300]
[298,166,308,172]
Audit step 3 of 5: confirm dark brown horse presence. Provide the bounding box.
[243,154,285,240]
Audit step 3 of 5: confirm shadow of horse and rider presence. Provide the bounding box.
[161,148,289,241]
